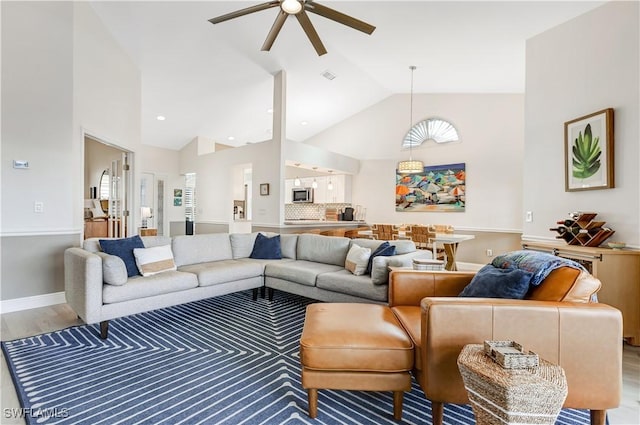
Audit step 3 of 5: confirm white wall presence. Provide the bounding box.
[523,1,639,246]
[306,94,525,231]
[179,139,361,228]
[1,2,181,301]
[2,2,74,233]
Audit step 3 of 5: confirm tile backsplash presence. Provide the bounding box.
[285,203,353,220]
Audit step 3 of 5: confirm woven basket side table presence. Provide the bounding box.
[457,344,568,425]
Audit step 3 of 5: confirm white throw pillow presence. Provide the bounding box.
[133,244,177,277]
[345,243,371,276]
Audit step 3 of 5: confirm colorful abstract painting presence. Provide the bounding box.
[396,163,466,212]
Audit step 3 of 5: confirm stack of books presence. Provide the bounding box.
[413,257,445,271]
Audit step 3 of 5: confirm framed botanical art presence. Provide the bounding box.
[564,108,614,192]
[260,183,270,196]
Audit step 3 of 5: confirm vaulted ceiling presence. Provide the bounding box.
[89,1,606,150]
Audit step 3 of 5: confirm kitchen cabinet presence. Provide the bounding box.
[324,174,351,203]
[522,240,640,346]
[285,179,294,203]
[285,175,352,204]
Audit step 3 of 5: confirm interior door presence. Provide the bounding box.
[108,153,130,237]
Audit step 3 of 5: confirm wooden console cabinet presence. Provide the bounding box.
[522,240,640,346]
[139,228,158,236]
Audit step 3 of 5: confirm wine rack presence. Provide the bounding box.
[550,212,615,247]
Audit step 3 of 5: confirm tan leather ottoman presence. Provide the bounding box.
[299,303,414,420]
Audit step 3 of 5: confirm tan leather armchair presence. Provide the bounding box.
[388,268,622,425]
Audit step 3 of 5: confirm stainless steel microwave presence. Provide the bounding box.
[292,187,314,203]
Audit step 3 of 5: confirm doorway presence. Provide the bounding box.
[84,134,133,239]
[140,172,168,236]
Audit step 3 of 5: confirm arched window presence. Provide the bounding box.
[99,169,110,199]
[402,118,460,148]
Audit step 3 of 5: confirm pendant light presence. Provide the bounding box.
[327,170,334,191]
[294,163,301,186]
[311,167,318,189]
[397,65,424,174]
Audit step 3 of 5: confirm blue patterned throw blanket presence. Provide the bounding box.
[491,250,585,286]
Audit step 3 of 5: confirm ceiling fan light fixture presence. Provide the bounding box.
[281,0,302,14]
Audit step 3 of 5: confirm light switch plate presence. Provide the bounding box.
[13,160,29,169]
[525,211,533,222]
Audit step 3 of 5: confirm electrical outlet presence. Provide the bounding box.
[34,201,44,213]
[486,249,493,257]
[525,211,533,222]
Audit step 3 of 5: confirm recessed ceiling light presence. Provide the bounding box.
[301,121,308,126]
[267,108,273,114]
[156,115,166,121]
[228,136,235,141]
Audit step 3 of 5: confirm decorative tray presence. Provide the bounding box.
[483,340,539,369]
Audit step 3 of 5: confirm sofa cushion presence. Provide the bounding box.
[296,234,350,266]
[96,252,128,286]
[230,233,259,259]
[178,260,264,287]
[371,251,429,285]
[390,306,422,371]
[458,264,532,299]
[280,234,298,259]
[250,233,282,259]
[237,257,294,269]
[316,270,389,302]
[172,234,233,267]
[99,235,145,277]
[526,267,601,303]
[345,243,371,276]
[365,242,396,275]
[351,238,416,255]
[102,271,198,304]
[133,245,177,277]
[265,260,344,287]
[141,235,172,248]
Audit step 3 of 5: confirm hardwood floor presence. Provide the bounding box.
[1,304,639,424]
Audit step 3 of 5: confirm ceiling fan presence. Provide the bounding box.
[208,0,376,56]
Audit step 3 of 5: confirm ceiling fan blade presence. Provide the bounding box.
[305,2,376,35]
[261,10,288,51]
[209,1,280,24]
[295,10,327,56]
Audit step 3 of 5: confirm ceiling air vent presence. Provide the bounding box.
[321,70,337,81]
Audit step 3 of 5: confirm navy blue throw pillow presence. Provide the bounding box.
[99,235,145,278]
[250,233,282,260]
[459,264,533,299]
[365,242,397,275]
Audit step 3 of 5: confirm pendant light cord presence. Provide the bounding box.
[409,65,416,161]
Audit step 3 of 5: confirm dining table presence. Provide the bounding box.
[357,229,475,271]
[431,233,475,271]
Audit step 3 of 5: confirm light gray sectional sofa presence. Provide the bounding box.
[64,232,429,338]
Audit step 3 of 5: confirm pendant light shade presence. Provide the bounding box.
[397,160,424,174]
[398,65,424,174]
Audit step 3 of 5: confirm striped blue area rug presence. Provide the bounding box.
[3,290,591,425]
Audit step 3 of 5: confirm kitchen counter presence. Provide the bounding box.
[283,220,367,226]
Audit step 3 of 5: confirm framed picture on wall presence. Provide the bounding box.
[174,189,183,197]
[260,183,270,196]
[564,108,614,192]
